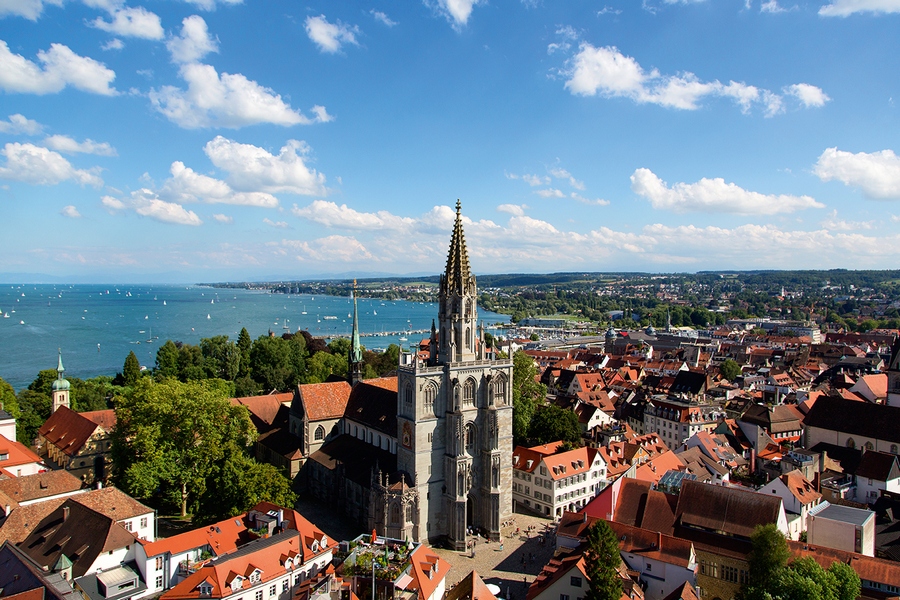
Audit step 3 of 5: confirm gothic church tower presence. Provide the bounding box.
[396,201,513,550]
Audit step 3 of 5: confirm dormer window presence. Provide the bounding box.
[311,541,319,553]
[320,535,328,548]
[248,569,262,584]
[198,584,213,596]
[231,576,244,591]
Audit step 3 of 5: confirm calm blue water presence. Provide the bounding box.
[0,284,510,391]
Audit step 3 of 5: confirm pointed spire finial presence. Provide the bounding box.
[57,348,65,376]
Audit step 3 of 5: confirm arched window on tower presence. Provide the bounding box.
[406,503,415,523]
[424,383,436,415]
[465,423,476,453]
[390,503,400,524]
[493,374,508,406]
[463,379,475,407]
[403,382,414,416]
[314,425,325,441]
[846,438,856,449]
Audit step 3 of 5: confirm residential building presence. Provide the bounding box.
[160,530,332,600]
[804,395,900,454]
[0,540,82,600]
[0,432,46,477]
[137,503,330,597]
[758,470,823,540]
[642,397,724,449]
[37,406,115,485]
[512,443,607,519]
[807,503,876,556]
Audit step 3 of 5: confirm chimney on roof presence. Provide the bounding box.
[96,481,102,490]
[62,506,70,521]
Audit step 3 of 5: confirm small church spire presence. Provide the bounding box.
[51,348,71,414]
[349,280,363,386]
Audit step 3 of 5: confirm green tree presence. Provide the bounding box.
[747,524,790,590]
[194,452,297,522]
[237,327,253,377]
[72,376,121,412]
[0,376,19,421]
[111,378,256,516]
[512,351,544,444]
[584,520,623,600]
[828,561,861,600]
[306,351,348,383]
[720,358,742,382]
[123,351,142,387]
[155,340,180,379]
[250,335,301,393]
[528,404,581,445]
[178,344,205,381]
[201,335,240,381]
[28,369,59,396]
[16,389,51,444]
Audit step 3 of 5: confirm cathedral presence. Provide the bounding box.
[292,201,513,550]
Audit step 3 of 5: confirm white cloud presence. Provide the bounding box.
[282,235,373,262]
[291,200,416,230]
[61,205,81,218]
[571,193,610,206]
[90,6,164,40]
[167,15,218,64]
[820,209,874,231]
[0,41,117,95]
[819,0,900,16]
[564,43,824,115]
[370,10,397,26]
[305,15,359,54]
[0,113,43,135]
[497,204,526,216]
[431,0,482,27]
[160,160,280,207]
[101,38,124,51]
[814,147,900,199]
[0,142,103,187]
[785,83,830,107]
[506,172,550,186]
[760,0,788,12]
[549,167,585,190]
[43,134,117,156]
[263,218,289,228]
[0,0,62,20]
[204,136,326,196]
[105,188,203,225]
[630,167,823,214]
[212,213,232,223]
[181,0,242,10]
[534,188,566,198]
[101,195,125,210]
[150,63,330,128]
[597,6,623,15]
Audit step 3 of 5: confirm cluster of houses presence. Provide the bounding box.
[509,327,900,599]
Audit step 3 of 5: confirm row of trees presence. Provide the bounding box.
[149,329,400,396]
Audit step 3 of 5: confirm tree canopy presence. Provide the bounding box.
[111,378,256,517]
[512,350,545,444]
[528,404,581,446]
[584,520,623,600]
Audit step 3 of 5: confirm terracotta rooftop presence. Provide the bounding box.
[0,434,44,474]
[779,470,822,506]
[445,570,496,600]
[37,407,104,458]
[676,479,783,539]
[0,470,84,510]
[293,382,351,422]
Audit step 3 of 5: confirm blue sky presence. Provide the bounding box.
[1,0,898,283]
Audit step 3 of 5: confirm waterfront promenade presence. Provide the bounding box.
[295,497,556,600]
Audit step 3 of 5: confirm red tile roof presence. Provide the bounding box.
[0,469,83,510]
[0,434,44,471]
[81,409,116,431]
[162,531,307,599]
[37,406,103,458]
[297,381,352,421]
[404,544,451,600]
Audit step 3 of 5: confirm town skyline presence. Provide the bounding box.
[1,0,899,282]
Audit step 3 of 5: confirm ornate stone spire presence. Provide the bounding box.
[51,348,70,413]
[438,201,478,363]
[443,200,472,294]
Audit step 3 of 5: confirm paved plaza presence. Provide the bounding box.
[295,496,557,600]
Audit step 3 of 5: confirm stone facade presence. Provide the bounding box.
[394,201,513,550]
